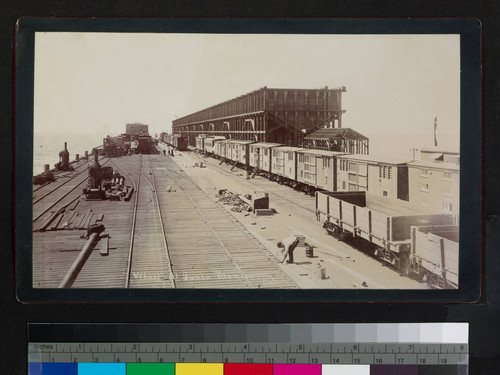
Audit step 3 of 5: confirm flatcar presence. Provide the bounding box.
[316,190,455,284]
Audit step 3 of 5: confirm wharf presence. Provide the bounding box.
[32,153,300,289]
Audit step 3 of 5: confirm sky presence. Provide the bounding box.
[34,32,460,150]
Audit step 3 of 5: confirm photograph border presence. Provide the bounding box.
[15,17,482,303]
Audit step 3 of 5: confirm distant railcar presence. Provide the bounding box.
[202,136,226,155]
[248,143,283,176]
[136,135,157,154]
[161,133,188,151]
[295,149,344,194]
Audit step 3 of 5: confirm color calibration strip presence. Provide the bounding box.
[28,324,468,374]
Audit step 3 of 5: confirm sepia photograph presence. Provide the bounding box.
[28,30,463,291]
[15,17,481,302]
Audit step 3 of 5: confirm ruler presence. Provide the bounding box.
[29,341,469,365]
[28,323,469,373]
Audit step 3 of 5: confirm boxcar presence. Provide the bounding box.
[316,190,454,274]
[249,143,283,175]
[228,140,255,167]
[202,136,225,155]
[296,149,344,193]
[195,135,207,152]
[271,146,302,184]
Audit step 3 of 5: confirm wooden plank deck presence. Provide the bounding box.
[32,153,297,289]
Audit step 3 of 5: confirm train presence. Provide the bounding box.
[103,124,158,156]
[196,136,352,195]
[160,132,189,151]
[316,191,458,288]
[193,136,459,288]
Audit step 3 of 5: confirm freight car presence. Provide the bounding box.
[410,225,458,288]
[136,135,158,154]
[249,143,283,177]
[102,134,130,157]
[316,190,455,282]
[160,133,188,151]
[202,136,226,155]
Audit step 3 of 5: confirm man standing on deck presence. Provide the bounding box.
[277,236,300,264]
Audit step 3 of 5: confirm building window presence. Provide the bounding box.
[298,154,303,163]
[288,152,293,161]
[349,162,357,172]
[421,169,429,177]
[342,181,346,190]
[444,186,452,197]
[388,166,392,179]
[379,166,383,178]
[264,149,268,156]
[383,191,388,196]
[305,164,310,171]
[443,202,453,212]
[420,183,429,192]
[305,156,310,163]
[443,171,452,180]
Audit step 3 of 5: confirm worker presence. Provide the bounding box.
[277,236,300,264]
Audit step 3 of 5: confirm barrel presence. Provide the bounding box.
[305,245,314,258]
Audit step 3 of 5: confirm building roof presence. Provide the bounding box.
[408,160,460,171]
[250,142,283,148]
[337,154,411,165]
[421,147,460,155]
[298,149,347,157]
[304,127,368,141]
[228,140,256,145]
[272,146,303,152]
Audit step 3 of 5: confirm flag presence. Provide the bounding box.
[434,116,438,147]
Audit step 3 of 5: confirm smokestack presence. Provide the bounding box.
[85,151,88,158]
[76,154,79,161]
[94,149,99,162]
[44,164,50,172]
[64,142,67,151]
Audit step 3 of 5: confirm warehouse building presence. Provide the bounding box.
[172,86,346,147]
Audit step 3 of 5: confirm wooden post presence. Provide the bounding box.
[58,233,99,288]
[440,238,447,286]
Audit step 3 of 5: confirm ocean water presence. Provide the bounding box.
[33,132,106,175]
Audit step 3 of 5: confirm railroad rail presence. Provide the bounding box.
[110,156,175,289]
[191,152,317,218]
[33,158,111,224]
[156,155,298,289]
[33,156,107,204]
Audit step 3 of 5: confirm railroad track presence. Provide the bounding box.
[110,156,175,289]
[190,153,317,219]
[32,158,111,224]
[187,152,429,288]
[155,155,298,289]
[33,154,104,194]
